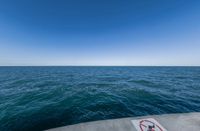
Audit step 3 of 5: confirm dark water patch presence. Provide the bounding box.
[174,76,187,79]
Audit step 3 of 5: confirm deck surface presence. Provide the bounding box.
[47,112,200,131]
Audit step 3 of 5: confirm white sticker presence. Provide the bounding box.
[131,118,167,131]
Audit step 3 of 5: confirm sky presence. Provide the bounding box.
[0,0,200,66]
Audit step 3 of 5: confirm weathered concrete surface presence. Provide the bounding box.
[46,112,200,131]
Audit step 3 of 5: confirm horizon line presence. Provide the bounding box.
[0,65,200,67]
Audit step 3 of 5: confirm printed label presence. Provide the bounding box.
[131,118,167,131]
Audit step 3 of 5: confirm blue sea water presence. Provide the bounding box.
[0,66,200,131]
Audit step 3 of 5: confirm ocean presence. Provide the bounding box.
[0,66,200,131]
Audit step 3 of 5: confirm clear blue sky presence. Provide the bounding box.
[0,0,200,66]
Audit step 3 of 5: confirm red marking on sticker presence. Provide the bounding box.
[139,119,163,131]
